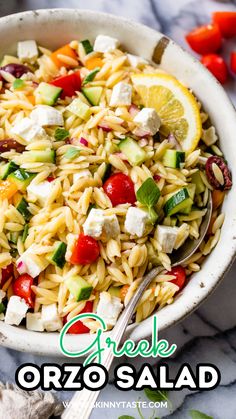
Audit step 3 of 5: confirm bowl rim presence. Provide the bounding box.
[0,8,236,356]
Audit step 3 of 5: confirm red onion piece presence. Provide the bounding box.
[154,174,161,182]
[80,137,88,147]
[129,104,139,117]
[133,127,150,137]
[98,122,112,132]
[17,261,26,274]
[168,133,182,150]
[138,138,148,147]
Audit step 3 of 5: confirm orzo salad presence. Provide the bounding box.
[0,35,232,333]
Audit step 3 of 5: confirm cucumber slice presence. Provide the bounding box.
[8,169,35,191]
[82,86,103,106]
[25,150,56,163]
[66,275,93,302]
[0,161,18,180]
[66,98,91,120]
[164,188,192,216]
[191,171,205,194]
[80,39,93,55]
[108,286,121,298]
[22,224,29,243]
[16,197,32,221]
[101,163,112,183]
[34,82,62,106]
[47,241,67,269]
[180,184,196,215]
[118,137,146,166]
[163,149,185,169]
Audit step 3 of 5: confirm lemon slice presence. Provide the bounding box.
[131,73,202,153]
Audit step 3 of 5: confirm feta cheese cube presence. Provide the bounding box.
[73,169,92,183]
[83,208,104,238]
[5,296,29,326]
[125,207,149,237]
[156,225,179,253]
[41,303,63,332]
[0,290,6,303]
[27,180,54,206]
[133,108,161,136]
[11,117,46,143]
[103,214,120,240]
[26,312,44,332]
[17,40,38,62]
[110,82,132,107]
[94,35,119,53]
[16,245,49,278]
[127,53,148,68]
[96,291,123,327]
[30,105,63,126]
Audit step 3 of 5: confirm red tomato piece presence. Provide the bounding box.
[50,71,81,99]
[213,12,236,38]
[0,264,14,286]
[230,52,236,75]
[201,54,228,84]
[65,301,93,334]
[185,23,222,55]
[70,234,100,265]
[12,274,34,308]
[47,176,55,182]
[168,266,186,290]
[103,173,136,206]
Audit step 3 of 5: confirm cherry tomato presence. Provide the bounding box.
[12,274,34,308]
[230,52,236,75]
[70,234,100,265]
[213,12,236,38]
[186,23,222,55]
[0,264,14,286]
[103,173,136,206]
[64,301,93,334]
[50,71,81,99]
[168,266,186,290]
[201,54,228,84]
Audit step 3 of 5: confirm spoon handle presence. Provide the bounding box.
[62,266,163,419]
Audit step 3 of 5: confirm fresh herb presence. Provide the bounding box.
[136,178,160,223]
[87,203,96,214]
[22,224,29,243]
[64,147,80,160]
[54,127,69,141]
[144,388,169,404]
[81,39,93,55]
[189,410,213,419]
[83,67,101,85]
[0,302,5,314]
[118,416,135,419]
[13,79,25,89]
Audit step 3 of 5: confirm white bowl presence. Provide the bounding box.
[0,9,236,356]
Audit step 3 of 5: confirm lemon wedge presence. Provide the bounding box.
[131,73,202,153]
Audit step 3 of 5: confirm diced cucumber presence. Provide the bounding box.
[108,286,121,298]
[164,188,192,216]
[87,203,96,214]
[8,169,35,191]
[22,224,29,243]
[80,39,93,55]
[118,137,146,166]
[9,231,19,245]
[82,86,103,106]
[0,161,18,180]
[66,275,93,302]
[34,82,62,106]
[25,150,56,163]
[66,98,91,120]
[163,149,185,169]
[16,197,32,221]
[0,302,5,314]
[180,184,196,215]
[191,171,205,194]
[47,241,67,269]
[1,55,20,66]
[101,163,112,183]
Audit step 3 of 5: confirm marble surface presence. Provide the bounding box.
[0,0,236,418]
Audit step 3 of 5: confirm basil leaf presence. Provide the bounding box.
[55,128,69,141]
[64,147,80,160]
[189,410,213,419]
[13,79,25,89]
[136,178,160,208]
[144,388,169,403]
[118,416,135,419]
[83,67,100,85]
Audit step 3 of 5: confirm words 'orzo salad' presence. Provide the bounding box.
[0,35,232,333]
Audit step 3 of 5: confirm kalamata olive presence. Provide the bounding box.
[206,156,232,190]
[0,63,30,78]
[0,139,25,153]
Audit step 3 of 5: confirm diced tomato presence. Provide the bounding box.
[186,23,222,55]
[168,266,186,290]
[0,179,18,200]
[0,264,14,287]
[50,71,81,99]
[70,234,100,265]
[65,301,93,334]
[213,12,236,38]
[47,176,55,182]
[201,54,228,84]
[230,51,236,75]
[12,274,34,308]
[51,44,78,68]
[103,173,136,206]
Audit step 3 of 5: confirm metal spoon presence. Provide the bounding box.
[62,194,212,419]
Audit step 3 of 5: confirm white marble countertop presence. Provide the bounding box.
[0,1,236,418]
